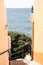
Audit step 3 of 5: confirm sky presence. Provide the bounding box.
[4,0,34,8]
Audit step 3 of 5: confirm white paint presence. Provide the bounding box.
[24,54,31,62]
[8,36,11,49]
[29,61,41,65]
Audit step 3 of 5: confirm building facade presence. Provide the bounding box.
[0,0,9,65]
[32,0,43,64]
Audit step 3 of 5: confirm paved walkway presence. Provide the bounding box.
[10,59,41,65]
[22,59,41,65]
[29,61,41,65]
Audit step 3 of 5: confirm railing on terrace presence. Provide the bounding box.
[0,49,11,55]
[11,50,24,60]
[0,44,31,60]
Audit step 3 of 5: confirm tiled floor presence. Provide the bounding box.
[29,61,41,65]
[10,60,41,65]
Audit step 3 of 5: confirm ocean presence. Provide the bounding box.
[7,8,32,37]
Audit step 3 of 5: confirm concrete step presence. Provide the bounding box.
[29,61,41,65]
[10,60,41,65]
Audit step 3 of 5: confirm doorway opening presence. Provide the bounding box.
[4,0,34,60]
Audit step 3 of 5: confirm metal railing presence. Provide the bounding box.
[0,48,11,55]
[11,50,24,60]
[0,44,31,60]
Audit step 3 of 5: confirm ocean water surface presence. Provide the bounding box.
[7,8,32,37]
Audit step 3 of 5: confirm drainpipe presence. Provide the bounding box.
[30,6,34,60]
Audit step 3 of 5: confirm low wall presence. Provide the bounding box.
[10,60,28,65]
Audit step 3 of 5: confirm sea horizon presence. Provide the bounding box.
[7,8,32,37]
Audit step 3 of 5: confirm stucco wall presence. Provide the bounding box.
[0,0,9,65]
[34,0,43,64]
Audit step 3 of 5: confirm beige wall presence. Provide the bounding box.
[33,0,43,64]
[0,0,9,65]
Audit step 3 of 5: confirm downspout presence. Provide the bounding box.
[30,6,34,60]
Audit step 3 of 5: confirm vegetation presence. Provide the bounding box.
[8,31,32,60]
